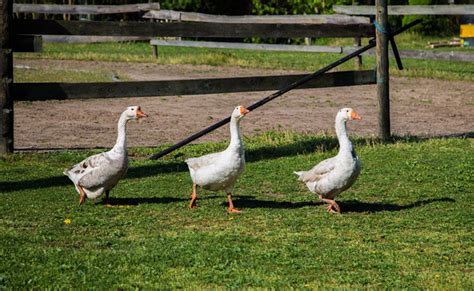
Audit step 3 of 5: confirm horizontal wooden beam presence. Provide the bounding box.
[42,35,150,43]
[12,70,376,101]
[143,10,370,24]
[392,49,474,62]
[344,47,474,62]
[14,20,375,38]
[151,39,344,53]
[13,3,160,15]
[333,5,474,15]
[13,35,42,52]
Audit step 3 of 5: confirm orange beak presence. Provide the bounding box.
[239,106,250,115]
[136,107,148,118]
[351,111,362,120]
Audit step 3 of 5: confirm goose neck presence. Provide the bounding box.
[112,112,129,154]
[335,117,352,155]
[228,116,243,151]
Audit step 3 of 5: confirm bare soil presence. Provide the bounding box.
[14,59,473,150]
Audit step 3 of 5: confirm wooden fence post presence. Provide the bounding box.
[354,37,362,69]
[376,0,390,141]
[0,0,14,155]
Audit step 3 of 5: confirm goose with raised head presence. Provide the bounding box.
[64,106,148,205]
[294,108,361,213]
[186,105,250,213]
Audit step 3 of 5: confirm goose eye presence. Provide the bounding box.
[131,108,135,111]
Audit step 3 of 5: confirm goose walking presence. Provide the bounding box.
[64,106,148,205]
[186,105,249,213]
[294,108,361,213]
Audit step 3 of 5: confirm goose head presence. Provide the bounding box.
[124,106,148,120]
[231,105,250,121]
[337,108,361,122]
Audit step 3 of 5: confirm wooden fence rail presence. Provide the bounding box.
[13,3,160,15]
[150,39,474,62]
[11,70,376,101]
[143,9,370,24]
[151,39,345,54]
[333,5,474,15]
[14,19,375,38]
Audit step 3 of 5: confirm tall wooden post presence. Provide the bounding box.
[0,0,14,155]
[376,0,390,141]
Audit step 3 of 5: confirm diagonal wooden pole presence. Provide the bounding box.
[149,19,422,160]
[149,42,376,160]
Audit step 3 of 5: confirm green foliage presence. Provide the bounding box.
[403,0,458,35]
[159,0,202,12]
[251,0,353,15]
[0,134,473,288]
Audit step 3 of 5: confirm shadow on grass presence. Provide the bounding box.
[2,133,469,193]
[231,195,323,209]
[339,197,455,213]
[104,196,188,206]
[96,195,221,206]
[0,161,187,193]
[233,196,455,213]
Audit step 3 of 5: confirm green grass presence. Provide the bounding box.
[1,132,472,288]
[15,35,474,81]
[14,66,116,83]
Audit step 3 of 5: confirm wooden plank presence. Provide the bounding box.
[333,5,474,15]
[13,35,42,52]
[376,0,391,141]
[143,10,370,24]
[14,20,375,38]
[344,47,474,62]
[0,0,14,154]
[396,50,474,61]
[42,35,150,43]
[11,70,376,102]
[150,39,343,53]
[13,3,160,15]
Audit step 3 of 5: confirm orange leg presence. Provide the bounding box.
[319,195,341,213]
[78,185,87,205]
[227,192,242,213]
[189,183,198,209]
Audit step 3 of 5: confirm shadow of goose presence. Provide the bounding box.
[231,196,455,213]
[339,197,455,213]
[102,195,221,206]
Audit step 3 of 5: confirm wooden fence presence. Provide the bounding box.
[13,3,161,15]
[1,2,388,154]
[333,4,474,15]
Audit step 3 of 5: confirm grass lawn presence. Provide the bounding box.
[0,133,472,288]
[15,33,474,81]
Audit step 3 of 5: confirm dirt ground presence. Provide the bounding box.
[14,59,473,150]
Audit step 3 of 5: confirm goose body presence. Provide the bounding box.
[64,106,148,205]
[187,148,245,192]
[186,105,249,213]
[294,108,361,213]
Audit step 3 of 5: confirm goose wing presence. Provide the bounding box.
[295,156,337,183]
[185,151,223,170]
[66,152,114,189]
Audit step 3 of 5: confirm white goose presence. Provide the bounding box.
[64,106,148,205]
[186,105,250,213]
[294,108,361,213]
